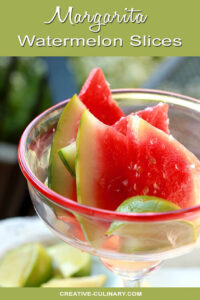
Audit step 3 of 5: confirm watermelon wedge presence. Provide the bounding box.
[49,68,124,199]
[79,68,124,125]
[76,112,200,210]
[127,116,200,208]
[114,103,169,135]
[76,109,128,210]
[49,95,84,200]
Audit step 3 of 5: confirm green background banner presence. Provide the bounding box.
[1,288,200,300]
[0,0,200,56]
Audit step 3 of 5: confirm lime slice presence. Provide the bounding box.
[47,243,91,278]
[42,274,107,287]
[106,196,197,252]
[58,142,76,177]
[0,243,52,287]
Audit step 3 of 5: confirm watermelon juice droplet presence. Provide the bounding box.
[189,164,195,169]
[143,187,149,195]
[175,164,179,170]
[122,179,128,187]
[153,182,160,190]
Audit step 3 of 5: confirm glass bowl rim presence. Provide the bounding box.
[18,88,200,222]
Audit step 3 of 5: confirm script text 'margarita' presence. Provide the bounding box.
[44,6,148,33]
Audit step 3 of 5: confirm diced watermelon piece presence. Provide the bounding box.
[79,68,124,125]
[114,103,169,135]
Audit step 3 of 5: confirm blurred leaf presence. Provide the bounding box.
[0,58,52,143]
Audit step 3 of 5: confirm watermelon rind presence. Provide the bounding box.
[49,94,85,199]
[76,109,98,205]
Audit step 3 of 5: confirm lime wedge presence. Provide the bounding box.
[106,196,197,252]
[0,243,52,287]
[47,243,91,278]
[107,196,180,234]
[42,274,107,287]
[58,142,76,177]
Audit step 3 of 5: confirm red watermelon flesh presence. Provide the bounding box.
[127,116,200,209]
[76,110,129,211]
[79,68,124,125]
[114,103,169,135]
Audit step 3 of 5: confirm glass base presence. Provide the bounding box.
[101,257,162,287]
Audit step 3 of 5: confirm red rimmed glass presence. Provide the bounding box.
[18,89,200,287]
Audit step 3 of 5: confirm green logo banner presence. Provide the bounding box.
[1,288,200,300]
[0,0,200,56]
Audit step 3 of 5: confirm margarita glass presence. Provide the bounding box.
[18,89,200,287]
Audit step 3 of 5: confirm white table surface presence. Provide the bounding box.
[0,216,200,287]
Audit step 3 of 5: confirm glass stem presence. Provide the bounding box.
[121,277,142,287]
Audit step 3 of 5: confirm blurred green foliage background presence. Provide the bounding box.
[1,56,200,145]
[0,58,51,144]
[0,57,161,144]
[71,57,161,89]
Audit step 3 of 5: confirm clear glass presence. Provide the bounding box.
[18,89,200,287]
